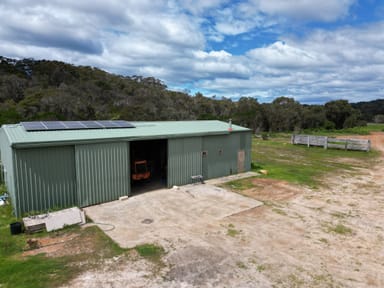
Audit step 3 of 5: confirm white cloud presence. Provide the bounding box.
[178,0,226,15]
[0,0,204,72]
[194,50,232,60]
[295,23,384,65]
[256,0,355,22]
[195,20,384,102]
[214,8,262,35]
[207,0,356,39]
[0,0,383,103]
[247,41,331,69]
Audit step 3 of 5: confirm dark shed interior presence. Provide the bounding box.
[130,139,168,193]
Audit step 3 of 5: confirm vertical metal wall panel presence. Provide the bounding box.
[168,137,202,187]
[202,131,252,180]
[202,135,237,179]
[244,132,252,171]
[75,142,129,207]
[0,128,16,212]
[13,146,76,216]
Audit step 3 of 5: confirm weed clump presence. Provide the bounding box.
[135,243,164,259]
[328,223,352,235]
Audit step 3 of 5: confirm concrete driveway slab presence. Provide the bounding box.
[84,183,262,248]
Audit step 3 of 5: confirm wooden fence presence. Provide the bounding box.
[291,134,371,152]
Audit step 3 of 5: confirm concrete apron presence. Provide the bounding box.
[84,173,262,248]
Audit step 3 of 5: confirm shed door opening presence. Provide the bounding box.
[130,139,167,194]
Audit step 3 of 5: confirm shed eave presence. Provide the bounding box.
[10,130,241,148]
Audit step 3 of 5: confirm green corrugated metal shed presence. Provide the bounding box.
[0,120,252,216]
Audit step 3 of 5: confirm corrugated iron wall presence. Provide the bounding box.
[14,146,76,216]
[0,128,16,206]
[202,131,252,179]
[202,134,237,179]
[244,132,252,171]
[75,142,130,207]
[8,130,251,216]
[168,137,202,186]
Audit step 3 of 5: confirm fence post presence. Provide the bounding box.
[307,135,310,147]
[324,137,328,149]
[367,140,371,152]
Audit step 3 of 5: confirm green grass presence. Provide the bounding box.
[257,264,266,272]
[319,238,329,244]
[236,261,247,269]
[304,123,384,136]
[0,203,71,288]
[134,243,165,272]
[0,200,128,288]
[226,177,256,190]
[250,133,378,187]
[135,243,164,260]
[225,223,241,237]
[327,223,353,235]
[0,256,70,288]
[272,208,287,216]
[227,228,240,237]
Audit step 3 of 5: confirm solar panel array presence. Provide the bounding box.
[21,120,135,132]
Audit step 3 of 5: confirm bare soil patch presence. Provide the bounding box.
[240,178,302,201]
[61,133,384,287]
[22,230,95,258]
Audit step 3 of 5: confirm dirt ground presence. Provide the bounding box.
[58,133,384,288]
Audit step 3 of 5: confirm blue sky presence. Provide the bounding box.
[0,0,383,103]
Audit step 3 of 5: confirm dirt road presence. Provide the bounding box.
[63,133,384,288]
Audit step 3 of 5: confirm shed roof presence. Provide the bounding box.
[1,120,250,148]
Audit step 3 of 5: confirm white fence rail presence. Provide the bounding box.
[291,134,370,152]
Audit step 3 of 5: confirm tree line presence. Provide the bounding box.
[0,56,382,132]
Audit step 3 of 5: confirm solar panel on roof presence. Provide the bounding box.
[97,120,119,128]
[62,121,86,129]
[81,121,103,129]
[21,122,46,131]
[114,120,135,128]
[21,120,135,132]
[43,121,66,130]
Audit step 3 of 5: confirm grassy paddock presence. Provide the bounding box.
[303,123,384,136]
[0,196,167,288]
[250,134,378,187]
[0,203,70,288]
[0,201,127,288]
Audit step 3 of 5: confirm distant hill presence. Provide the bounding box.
[351,99,384,122]
[0,56,227,124]
[0,56,382,131]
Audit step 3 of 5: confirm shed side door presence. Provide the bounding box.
[75,142,130,207]
[168,137,202,187]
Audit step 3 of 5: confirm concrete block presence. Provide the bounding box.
[23,207,86,233]
[45,207,85,232]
